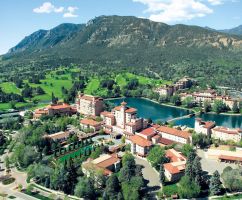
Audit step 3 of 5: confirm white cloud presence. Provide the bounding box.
[63,6,78,18]
[33,2,64,14]
[207,0,223,5]
[133,0,213,23]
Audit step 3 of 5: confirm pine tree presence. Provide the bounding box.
[232,101,239,113]
[185,150,196,179]
[193,156,203,187]
[105,174,120,199]
[210,170,222,195]
[159,164,166,185]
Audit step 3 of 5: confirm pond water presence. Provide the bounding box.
[107,97,242,128]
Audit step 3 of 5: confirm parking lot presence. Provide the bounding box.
[197,149,238,175]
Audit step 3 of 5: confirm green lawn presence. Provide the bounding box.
[115,74,127,87]
[0,82,21,94]
[84,78,100,95]
[115,73,171,88]
[28,73,73,101]
[162,182,179,197]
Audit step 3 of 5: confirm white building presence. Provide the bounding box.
[101,102,148,135]
[164,149,187,182]
[157,126,192,144]
[212,127,242,142]
[194,118,216,136]
[76,93,104,116]
[126,135,152,157]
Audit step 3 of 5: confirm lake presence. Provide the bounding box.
[107,97,242,128]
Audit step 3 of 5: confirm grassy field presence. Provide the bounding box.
[0,68,76,111]
[84,78,100,95]
[0,68,171,111]
[115,73,171,87]
[0,82,21,94]
[28,72,73,101]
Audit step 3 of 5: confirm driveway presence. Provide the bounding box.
[135,157,161,199]
[197,149,238,175]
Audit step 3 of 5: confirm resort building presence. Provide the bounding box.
[44,131,70,143]
[211,127,242,142]
[195,118,216,136]
[101,102,148,136]
[136,127,157,140]
[157,126,192,144]
[34,103,76,119]
[82,154,121,176]
[164,149,187,182]
[180,90,241,109]
[155,77,195,97]
[155,85,174,97]
[76,93,104,116]
[101,111,115,134]
[126,135,152,157]
[174,77,194,91]
[80,118,102,132]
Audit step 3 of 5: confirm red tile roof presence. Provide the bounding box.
[164,163,185,174]
[139,127,156,136]
[129,135,152,147]
[35,109,48,115]
[159,138,175,145]
[80,118,101,127]
[97,155,120,168]
[213,127,242,135]
[164,163,179,174]
[125,108,137,113]
[101,111,114,118]
[157,126,191,139]
[152,135,161,139]
[47,103,71,110]
[204,121,216,129]
[114,106,122,111]
[166,149,186,162]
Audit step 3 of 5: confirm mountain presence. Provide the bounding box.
[219,25,242,36]
[1,15,242,88]
[8,23,85,54]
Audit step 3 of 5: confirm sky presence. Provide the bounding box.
[0,0,242,55]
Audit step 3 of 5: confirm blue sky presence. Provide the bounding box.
[0,0,241,55]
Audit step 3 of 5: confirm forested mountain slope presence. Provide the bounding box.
[1,15,242,88]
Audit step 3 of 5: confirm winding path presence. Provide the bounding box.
[135,157,161,199]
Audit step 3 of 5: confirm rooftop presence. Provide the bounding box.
[139,127,156,137]
[166,149,186,163]
[78,94,103,102]
[101,111,115,119]
[80,118,101,127]
[46,103,71,110]
[46,131,70,140]
[164,161,186,174]
[129,135,152,147]
[213,126,242,135]
[157,126,191,139]
[82,154,120,176]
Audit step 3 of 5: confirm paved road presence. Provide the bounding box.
[197,149,238,175]
[135,157,161,199]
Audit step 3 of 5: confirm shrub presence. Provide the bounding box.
[2,177,15,185]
